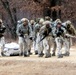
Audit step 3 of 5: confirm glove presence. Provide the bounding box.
[20,34,24,37]
[29,37,33,40]
[19,30,24,34]
[0,27,6,33]
[43,30,48,36]
[56,31,62,37]
[48,28,52,33]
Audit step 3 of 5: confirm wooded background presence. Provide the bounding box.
[0,0,76,40]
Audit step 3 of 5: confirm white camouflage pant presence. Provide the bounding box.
[43,36,52,55]
[0,37,5,56]
[64,37,70,53]
[19,35,29,55]
[28,38,32,51]
[52,38,56,53]
[33,33,39,52]
[34,32,43,54]
[55,37,63,55]
[29,31,35,51]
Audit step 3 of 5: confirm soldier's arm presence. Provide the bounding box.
[28,24,32,35]
[16,26,21,36]
[61,27,67,34]
[0,25,6,33]
[71,24,76,35]
[39,26,45,34]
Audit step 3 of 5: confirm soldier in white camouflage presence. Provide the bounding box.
[53,20,66,58]
[51,19,62,56]
[37,18,44,57]
[39,20,53,58]
[0,19,6,56]
[16,18,31,57]
[28,20,36,54]
[34,18,44,56]
[62,20,76,56]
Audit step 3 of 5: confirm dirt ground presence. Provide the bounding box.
[0,46,76,75]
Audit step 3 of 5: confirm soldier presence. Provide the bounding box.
[54,20,66,58]
[37,18,44,56]
[0,19,6,56]
[29,20,36,39]
[28,20,36,54]
[16,18,30,57]
[39,21,52,58]
[51,19,62,56]
[44,16,56,56]
[34,18,44,55]
[34,23,40,55]
[62,20,76,56]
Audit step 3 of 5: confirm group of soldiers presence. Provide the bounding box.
[16,16,76,58]
[0,16,76,58]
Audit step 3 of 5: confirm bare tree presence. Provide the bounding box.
[0,0,17,40]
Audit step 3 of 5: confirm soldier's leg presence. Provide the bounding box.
[33,40,38,54]
[43,37,51,58]
[37,33,44,57]
[0,38,2,56]
[36,33,42,57]
[0,37,5,56]
[23,35,30,57]
[35,33,40,55]
[23,42,29,57]
[55,37,63,58]
[64,38,70,56]
[46,37,52,58]
[40,41,44,54]
[28,39,32,55]
[38,41,44,57]
[52,39,56,56]
[70,38,73,46]
[19,37,23,56]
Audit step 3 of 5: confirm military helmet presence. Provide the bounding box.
[30,20,35,24]
[45,16,51,21]
[55,19,61,23]
[21,18,29,23]
[43,21,51,28]
[57,20,62,25]
[39,18,44,24]
[66,20,72,28]
[66,20,71,24]
[43,21,51,25]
